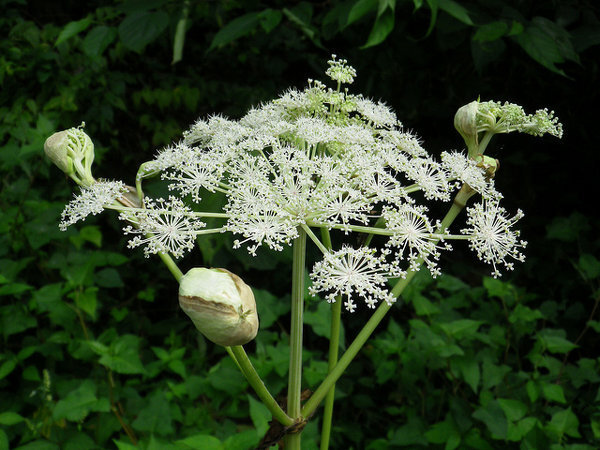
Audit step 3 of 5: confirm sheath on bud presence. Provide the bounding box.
[454,100,479,158]
[178,268,259,346]
[44,125,95,187]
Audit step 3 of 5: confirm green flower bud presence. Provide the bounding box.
[454,100,479,157]
[178,268,259,346]
[44,125,95,187]
[44,130,74,175]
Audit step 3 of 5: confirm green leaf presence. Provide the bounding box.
[119,11,169,53]
[90,334,146,374]
[248,395,271,437]
[209,12,261,51]
[425,419,459,445]
[454,357,479,392]
[577,253,600,279]
[131,391,173,435]
[361,4,395,49]
[473,21,508,42]
[509,304,543,323]
[95,267,124,288]
[0,430,8,450]
[507,417,537,441]
[497,398,527,422]
[113,440,138,450]
[346,0,378,27]
[439,319,483,339]
[472,400,508,439]
[52,380,109,422]
[73,286,98,318]
[82,26,117,57]
[411,294,441,315]
[546,213,590,242]
[438,0,473,26]
[174,434,224,450]
[526,380,540,403]
[55,17,92,46]
[0,411,24,425]
[538,334,577,354]
[259,9,282,34]
[255,288,289,329]
[546,408,581,439]
[541,382,567,404]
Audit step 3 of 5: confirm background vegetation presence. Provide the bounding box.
[1,0,599,448]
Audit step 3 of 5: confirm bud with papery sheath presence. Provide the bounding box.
[178,268,259,346]
[44,125,95,187]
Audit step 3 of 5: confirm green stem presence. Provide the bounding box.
[172,0,190,64]
[156,251,184,282]
[286,228,307,449]
[319,227,339,449]
[230,346,294,427]
[302,185,474,419]
[302,273,415,419]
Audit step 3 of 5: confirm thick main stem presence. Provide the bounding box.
[286,228,307,449]
[319,227,340,449]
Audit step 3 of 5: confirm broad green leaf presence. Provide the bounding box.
[538,334,577,354]
[438,0,473,26]
[498,398,527,422]
[425,419,459,444]
[577,253,600,279]
[259,9,283,33]
[304,359,328,387]
[546,408,581,439]
[513,20,567,75]
[526,380,540,403]
[52,380,109,422]
[73,286,98,318]
[541,382,567,404]
[507,417,537,441]
[131,391,173,435]
[411,294,441,315]
[248,395,271,436]
[509,304,543,323]
[0,411,24,425]
[95,267,124,288]
[546,213,590,241]
[209,360,247,394]
[55,17,92,46]
[14,441,60,450]
[113,440,138,450]
[255,288,289,329]
[174,434,224,450]
[0,430,8,450]
[82,26,117,57]
[472,400,508,439]
[346,0,378,27]
[90,334,146,374]
[454,357,479,392]
[473,21,508,42]
[361,7,394,49]
[208,12,260,51]
[439,319,483,339]
[119,11,169,53]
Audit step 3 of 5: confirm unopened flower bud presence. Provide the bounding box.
[454,100,479,156]
[44,130,75,175]
[178,268,259,346]
[44,125,95,187]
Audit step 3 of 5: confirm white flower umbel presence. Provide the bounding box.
[383,204,450,277]
[309,246,404,312]
[120,196,207,258]
[60,180,127,230]
[477,101,563,138]
[441,151,501,200]
[325,55,357,85]
[461,200,527,278]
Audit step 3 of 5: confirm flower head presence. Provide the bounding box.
[461,201,527,278]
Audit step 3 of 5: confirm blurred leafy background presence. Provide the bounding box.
[1,0,599,448]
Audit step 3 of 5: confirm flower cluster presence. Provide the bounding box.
[56,57,562,311]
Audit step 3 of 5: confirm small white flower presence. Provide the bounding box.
[461,201,527,277]
[354,97,400,128]
[309,246,404,312]
[60,180,127,230]
[120,196,206,258]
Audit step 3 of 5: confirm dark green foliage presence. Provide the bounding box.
[1,0,599,448]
